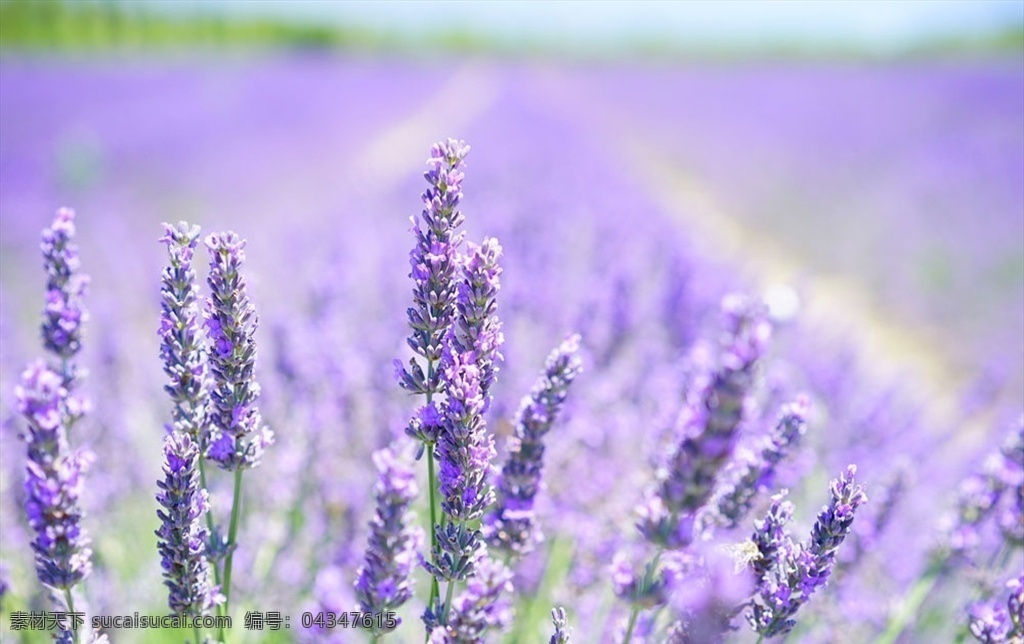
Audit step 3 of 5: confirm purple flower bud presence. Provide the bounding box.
[703,398,808,531]
[155,432,221,616]
[639,295,771,548]
[17,360,93,591]
[549,607,572,643]
[40,208,89,378]
[747,466,866,638]
[399,139,470,396]
[354,447,424,634]
[485,334,582,557]
[428,555,513,643]
[969,573,1023,642]
[203,231,273,470]
[159,222,209,449]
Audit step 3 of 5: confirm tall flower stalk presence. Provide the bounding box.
[355,447,424,640]
[203,231,273,629]
[747,465,867,640]
[485,334,583,559]
[397,139,470,608]
[18,208,93,644]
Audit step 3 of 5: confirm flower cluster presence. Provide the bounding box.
[397,138,470,399]
[944,417,1024,562]
[354,447,424,634]
[485,334,583,557]
[704,398,808,531]
[155,432,220,616]
[40,207,89,381]
[17,360,93,591]
[428,556,513,643]
[747,465,867,638]
[969,573,1023,643]
[638,295,772,549]
[158,222,209,446]
[449,237,505,408]
[204,232,274,470]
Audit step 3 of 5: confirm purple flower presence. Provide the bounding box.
[354,446,424,634]
[968,573,1023,643]
[155,432,221,616]
[450,237,505,409]
[435,349,496,523]
[703,397,808,531]
[943,417,1024,563]
[159,222,209,447]
[397,138,470,398]
[428,555,513,643]
[39,208,90,380]
[549,607,572,643]
[639,295,771,549]
[203,231,273,470]
[17,360,93,591]
[485,334,582,557]
[747,466,867,638]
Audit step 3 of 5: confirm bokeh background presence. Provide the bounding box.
[1,1,1022,642]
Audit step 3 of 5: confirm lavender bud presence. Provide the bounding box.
[969,573,1024,642]
[155,432,220,616]
[450,238,505,408]
[705,398,808,530]
[435,349,496,523]
[423,522,483,583]
[748,466,866,638]
[354,447,424,634]
[40,208,89,382]
[428,555,513,643]
[204,232,273,470]
[485,334,582,557]
[640,296,771,548]
[550,607,572,643]
[399,139,470,396]
[17,360,93,590]
[159,222,209,448]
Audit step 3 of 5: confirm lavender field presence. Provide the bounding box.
[0,55,1022,644]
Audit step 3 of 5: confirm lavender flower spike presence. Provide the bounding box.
[17,360,93,590]
[397,138,470,401]
[428,555,513,643]
[204,232,273,470]
[450,237,505,408]
[40,208,89,382]
[484,334,582,557]
[159,222,208,446]
[748,465,867,638]
[354,446,424,635]
[639,295,771,549]
[155,432,220,616]
[705,397,808,530]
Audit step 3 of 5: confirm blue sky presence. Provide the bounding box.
[159,0,1024,52]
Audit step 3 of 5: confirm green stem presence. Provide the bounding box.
[193,625,202,644]
[877,560,944,644]
[622,549,664,644]
[427,445,440,605]
[756,635,765,644]
[219,468,244,642]
[63,589,80,644]
[442,575,458,623]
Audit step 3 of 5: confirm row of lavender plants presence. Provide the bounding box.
[3,136,1022,643]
